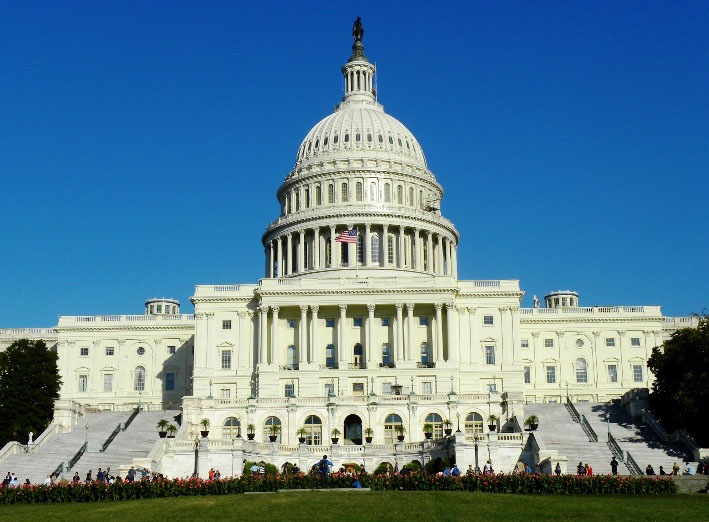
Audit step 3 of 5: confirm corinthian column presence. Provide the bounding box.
[406,303,415,361]
[434,302,443,362]
[367,303,376,365]
[271,306,280,366]
[259,305,268,364]
[299,305,308,365]
[339,304,348,366]
[395,303,404,363]
[446,302,459,363]
[311,305,320,366]
[276,237,283,277]
[286,234,293,276]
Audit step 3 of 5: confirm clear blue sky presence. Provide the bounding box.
[1,1,707,326]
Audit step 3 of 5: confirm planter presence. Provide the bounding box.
[527,423,538,431]
[298,437,306,444]
[424,433,432,439]
[269,435,278,442]
[444,428,452,436]
[158,431,167,438]
[365,436,373,443]
[331,438,339,444]
[397,435,405,442]
[200,431,209,438]
[488,425,496,432]
[247,433,255,440]
[167,434,175,438]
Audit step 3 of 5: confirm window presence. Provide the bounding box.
[633,365,643,382]
[284,383,295,398]
[324,382,334,396]
[165,372,175,391]
[149,305,154,314]
[422,381,432,395]
[353,317,363,327]
[221,350,232,370]
[223,417,241,439]
[353,343,363,366]
[397,185,403,204]
[304,415,322,445]
[521,339,529,349]
[168,345,176,355]
[524,366,531,384]
[606,338,616,347]
[370,183,377,201]
[341,182,348,202]
[220,388,230,399]
[420,342,430,364]
[486,383,497,393]
[408,187,414,206]
[134,366,145,391]
[157,304,162,313]
[78,374,88,392]
[546,366,556,384]
[326,319,335,327]
[575,358,588,383]
[352,382,364,395]
[608,364,618,383]
[316,186,322,205]
[381,318,390,327]
[264,416,282,442]
[384,414,403,443]
[357,235,364,263]
[80,347,89,357]
[387,236,394,264]
[465,412,484,437]
[328,184,334,203]
[544,339,554,348]
[631,337,641,347]
[384,183,391,202]
[419,316,429,326]
[288,320,296,328]
[356,182,363,201]
[485,345,495,365]
[381,343,392,365]
[370,233,379,263]
[305,187,310,208]
[425,413,444,438]
[382,382,392,395]
[326,344,336,368]
[295,191,300,210]
[222,320,232,330]
[137,347,145,356]
[483,315,494,326]
[286,345,297,367]
[103,374,113,392]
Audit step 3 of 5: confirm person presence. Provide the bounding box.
[128,466,136,482]
[610,457,619,476]
[86,470,92,483]
[683,463,693,475]
[555,462,561,476]
[24,478,31,486]
[585,463,593,476]
[208,468,215,480]
[443,466,451,477]
[72,472,80,483]
[646,464,655,475]
[577,462,586,475]
[258,462,265,475]
[97,468,104,482]
[9,475,18,488]
[43,475,52,486]
[524,463,532,474]
[250,463,259,475]
[659,466,666,475]
[292,464,299,474]
[106,467,111,480]
[467,465,474,475]
[483,460,494,475]
[672,462,680,475]
[318,455,333,488]
[215,470,221,480]
[2,473,10,487]
[352,474,362,488]
[451,464,460,477]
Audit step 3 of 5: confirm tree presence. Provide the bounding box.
[647,315,709,446]
[0,339,62,447]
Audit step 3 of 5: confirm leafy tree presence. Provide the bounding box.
[0,339,62,447]
[647,315,709,445]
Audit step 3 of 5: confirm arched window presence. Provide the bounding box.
[295,191,300,211]
[326,344,336,369]
[134,366,145,392]
[370,233,379,264]
[408,187,414,206]
[397,185,403,204]
[327,184,334,204]
[316,186,322,206]
[357,235,364,264]
[384,414,403,443]
[344,133,349,143]
[465,412,484,437]
[381,343,392,365]
[305,187,310,208]
[353,343,363,367]
[284,195,290,215]
[304,415,322,445]
[425,413,444,439]
[420,342,430,364]
[576,358,588,383]
[419,190,424,209]
[286,345,297,368]
[387,235,394,265]
[264,416,281,442]
[370,183,377,202]
[384,183,391,202]
[341,182,348,202]
[223,417,241,439]
[334,133,339,145]
[356,182,363,201]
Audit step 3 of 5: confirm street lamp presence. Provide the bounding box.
[473,432,481,473]
[208,379,213,399]
[84,423,89,450]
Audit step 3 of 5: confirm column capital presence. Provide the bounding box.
[258,306,268,314]
[286,232,292,238]
[434,302,443,311]
[367,303,376,313]
[509,306,520,313]
[382,223,388,230]
[277,236,282,243]
[498,306,509,312]
[467,307,476,315]
[299,305,309,313]
[246,311,254,319]
[617,330,626,337]
[592,330,601,337]
[329,225,336,232]
[406,303,415,311]
[195,312,206,319]
[445,302,455,311]
[298,229,305,236]
[237,311,248,319]
[531,331,540,337]
[339,304,348,313]
[271,306,280,314]
[395,303,404,311]
[310,304,319,314]
[555,330,565,337]
[365,223,371,231]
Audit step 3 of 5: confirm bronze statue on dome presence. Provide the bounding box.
[353,17,364,42]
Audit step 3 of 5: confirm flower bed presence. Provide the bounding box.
[0,472,675,505]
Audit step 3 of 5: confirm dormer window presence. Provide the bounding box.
[367,133,372,142]
[344,133,349,143]
[355,132,361,142]
[324,136,328,146]
[334,134,339,144]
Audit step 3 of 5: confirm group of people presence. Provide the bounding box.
[551,457,705,477]
[1,473,28,488]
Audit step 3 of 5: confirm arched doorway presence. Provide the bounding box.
[344,414,362,445]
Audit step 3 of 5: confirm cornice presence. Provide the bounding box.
[56,325,195,333]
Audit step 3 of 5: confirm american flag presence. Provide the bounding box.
[335,228,359,243]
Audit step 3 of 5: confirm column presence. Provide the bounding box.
[258,305,268,364]
[395,303,404,362]
[299,305,308,365]
[434,303,444,362]
[427,232,434,273]
[286,233,293,276]
[437,235,444,275]
[367,304,376,365]
[618,330,626,386]
[298,229,305,273]
[413,228,421,270]
[339,304,348,366]
[313,226,320,270]
[451,243,458,278]
[398,226,404,268]
[271,306,280,366]
[406,303,415,361]
[268,242,274,278]
[382,224,389,267]
[446,303,459,363]
[276,237,283,277]
[311,305,320,366]
[468,307,477,366]
[329,226,337,268]
[365,223,372,267]
[443,238,449,275]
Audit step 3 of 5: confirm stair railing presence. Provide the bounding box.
[579,414,598,442]
[607,432,624,460]
[100,424,122,452]
[565,397,580,422]
[52,462,64,478]
[67,442,87,472]
[123,407,140,431]
[625,451,643,475]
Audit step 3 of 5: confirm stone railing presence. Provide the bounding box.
[520,306,662,317]
[0,328,57,336]
[662,316,700,329]
[58,314,195,326]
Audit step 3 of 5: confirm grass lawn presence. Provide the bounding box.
[0,491,707,521]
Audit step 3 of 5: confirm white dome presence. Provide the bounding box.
[294,104,427,170]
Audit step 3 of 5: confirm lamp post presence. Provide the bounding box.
[84,423,89,451]
[208,379,213,399]
[138,390,142,412]
[473,432,480,473]
[456,413,461,433]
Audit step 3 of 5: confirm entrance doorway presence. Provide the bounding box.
[344,414,362,445]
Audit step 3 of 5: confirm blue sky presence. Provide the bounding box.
[1,1,707,326]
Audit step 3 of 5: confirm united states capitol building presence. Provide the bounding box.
[1,22,700,480]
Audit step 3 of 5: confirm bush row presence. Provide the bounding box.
[0,472,675,504]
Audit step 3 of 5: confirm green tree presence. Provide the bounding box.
[0,339,62,447]
[647,315,709,445]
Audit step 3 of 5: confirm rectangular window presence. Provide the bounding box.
[524,366,531,384]
[80,347,89,356]
[103,374,113,392]
[353,317,363,327]
[631,337,641,347]
[381,318,390,327]
[382,382,392,395]
[607,364,618,383]
[419,316,429,326]
[219,388,230,399]
[324,383,334,396]
[422,381,432,395]
[285,383,295,398]
[221,350,232,370]
[78,374,88,392]
[222,320,231,330]
[105,346,114,356]
[485,345,495,365]
[606,338,616,347]
[288,320,296,328]
[157,305,162,313]
[166,372,175,391]
[521,339,529,349]
[544,339,554,348]
[352,383,364,395]
[483,315,494,326]
[633,365,643,382]
[168,345,176,355]
[486,383,497,393]
[326,318,335,327]
[387,236,394,264]
[326,345,336,368]
[546,366,556,384]
[381,344,392,364]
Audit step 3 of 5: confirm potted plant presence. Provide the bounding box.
[166,424,178,438]
[200,418,210,438]
[268,424,280,442]
[364,427,374,444]
[395,424,406,442]
[247,424,255,440]
[487,414,498,432]
[423,423,433,439]
[157,419,169,438]
[443,419,453,436]
[524,415,539,431]
[331,428,341,444]
[297,427,307,444]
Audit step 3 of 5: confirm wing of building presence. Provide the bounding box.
[0,22,700,480]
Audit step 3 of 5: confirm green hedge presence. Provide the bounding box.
[0,472,675,505]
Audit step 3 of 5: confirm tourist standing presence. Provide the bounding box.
[610,457,619,476]
[554,462,561,476]
[318,454,333,488]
